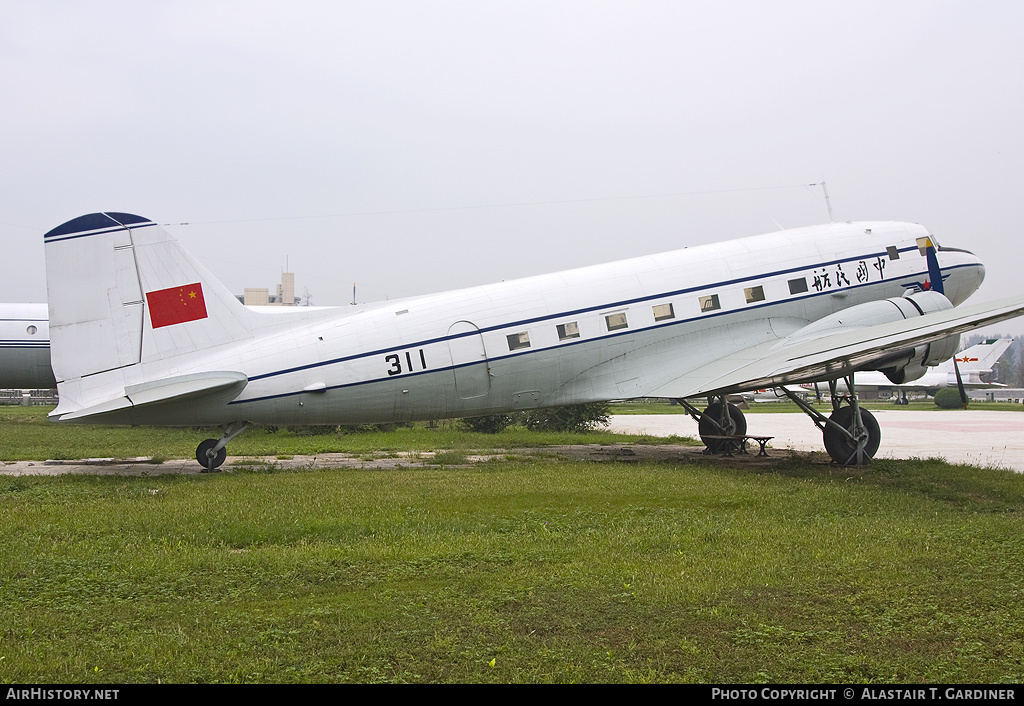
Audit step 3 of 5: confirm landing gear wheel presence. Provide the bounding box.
[823,406,880,465]
[196,438,227,472]
[699,402,747,453]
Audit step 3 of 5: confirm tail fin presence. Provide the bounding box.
[44,212,254,385]
[952,337,1013,373]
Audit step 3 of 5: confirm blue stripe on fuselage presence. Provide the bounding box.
[229,260,981,406]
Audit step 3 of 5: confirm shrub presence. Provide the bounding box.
[287,424,341,436]
[933,387,967,409]
[520,402,612,433]
[460,414,514,434]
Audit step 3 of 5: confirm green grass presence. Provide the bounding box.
[4,406,1024,683]
[3,455,1024,682]
[0,406,696,462]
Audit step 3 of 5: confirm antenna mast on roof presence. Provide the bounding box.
[818,178,835,222]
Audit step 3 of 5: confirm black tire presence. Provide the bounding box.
[196,438,227,471]
[822,406,880,465]
[698,402,747,453]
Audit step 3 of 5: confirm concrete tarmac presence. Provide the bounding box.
[605,410,1024,472]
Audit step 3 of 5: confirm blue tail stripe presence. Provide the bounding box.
[44,212,152,240]
[44,213,120,239]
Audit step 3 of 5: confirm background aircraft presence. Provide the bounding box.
[0,301,332,391]
[797,337,1012,402]
[41,212,1024,468]
[0,303,54,390]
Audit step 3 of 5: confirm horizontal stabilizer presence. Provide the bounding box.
[52,371,247,422]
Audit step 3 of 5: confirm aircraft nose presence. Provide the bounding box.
[937,246,985,305]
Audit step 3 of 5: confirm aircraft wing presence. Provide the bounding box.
[649,294,1024,399]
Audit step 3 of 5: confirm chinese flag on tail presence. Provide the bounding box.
[146,283,209,328]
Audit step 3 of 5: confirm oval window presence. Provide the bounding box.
[26,325,37,335]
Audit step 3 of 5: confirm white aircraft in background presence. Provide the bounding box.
[42,212,1024,468]
[798,336,1013,402]
[0,303,54,389]
[0,299,330,391]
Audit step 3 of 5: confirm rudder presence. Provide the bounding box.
[44,212,254,385]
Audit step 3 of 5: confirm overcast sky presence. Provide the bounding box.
[3,1,1022,332]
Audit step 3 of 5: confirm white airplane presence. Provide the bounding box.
[42,212,1024,468]
[0,303,55,389]
[799,336,1013,401]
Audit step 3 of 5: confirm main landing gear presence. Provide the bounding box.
[679,374,881,465]
[196,421,249,472]
[676,396,748,454]
[781,374,880,465]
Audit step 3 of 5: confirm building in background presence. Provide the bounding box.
[239,271,298,306]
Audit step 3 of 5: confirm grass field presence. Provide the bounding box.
[0,405,694,462]
[2,407,1024,683]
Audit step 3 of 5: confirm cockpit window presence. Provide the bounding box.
[916,236,933,255]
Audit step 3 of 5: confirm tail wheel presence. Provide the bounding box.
[823,407,880,465]
[196,438,227,472]
[698,402,747,452]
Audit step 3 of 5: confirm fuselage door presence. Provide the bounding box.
[448,320,490,399]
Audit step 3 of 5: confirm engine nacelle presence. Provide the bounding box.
[880,333,960,383]
[785,290,960,381]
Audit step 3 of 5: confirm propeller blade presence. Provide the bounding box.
[953,353,969,409]
[925,238,944,294]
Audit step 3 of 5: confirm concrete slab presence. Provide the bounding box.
[605,411,1024,472]
[0,452,493,477]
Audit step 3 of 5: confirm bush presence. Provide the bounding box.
[285,422,411,435]
[460,414,514,434]
[521,402,611,433]
[287,424,341,436]
[933,387,967,409]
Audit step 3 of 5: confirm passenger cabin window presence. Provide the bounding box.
[744,286,765,304]
[788,278,808,295]
[699,294,720,312]
[507,331,531,351]
[887,246,900,260]
[652,303,675,321]
[605,312,629,331]
[557,321,580,340]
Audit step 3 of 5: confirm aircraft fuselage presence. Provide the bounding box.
[0,304,53,390]
[52,221,983,427]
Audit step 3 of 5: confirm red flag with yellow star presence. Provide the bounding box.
[146,283,209,328]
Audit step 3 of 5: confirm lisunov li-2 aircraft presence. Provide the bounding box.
[798,336,1013,403]
[42,212,1024,468]
[0,303,54,389]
